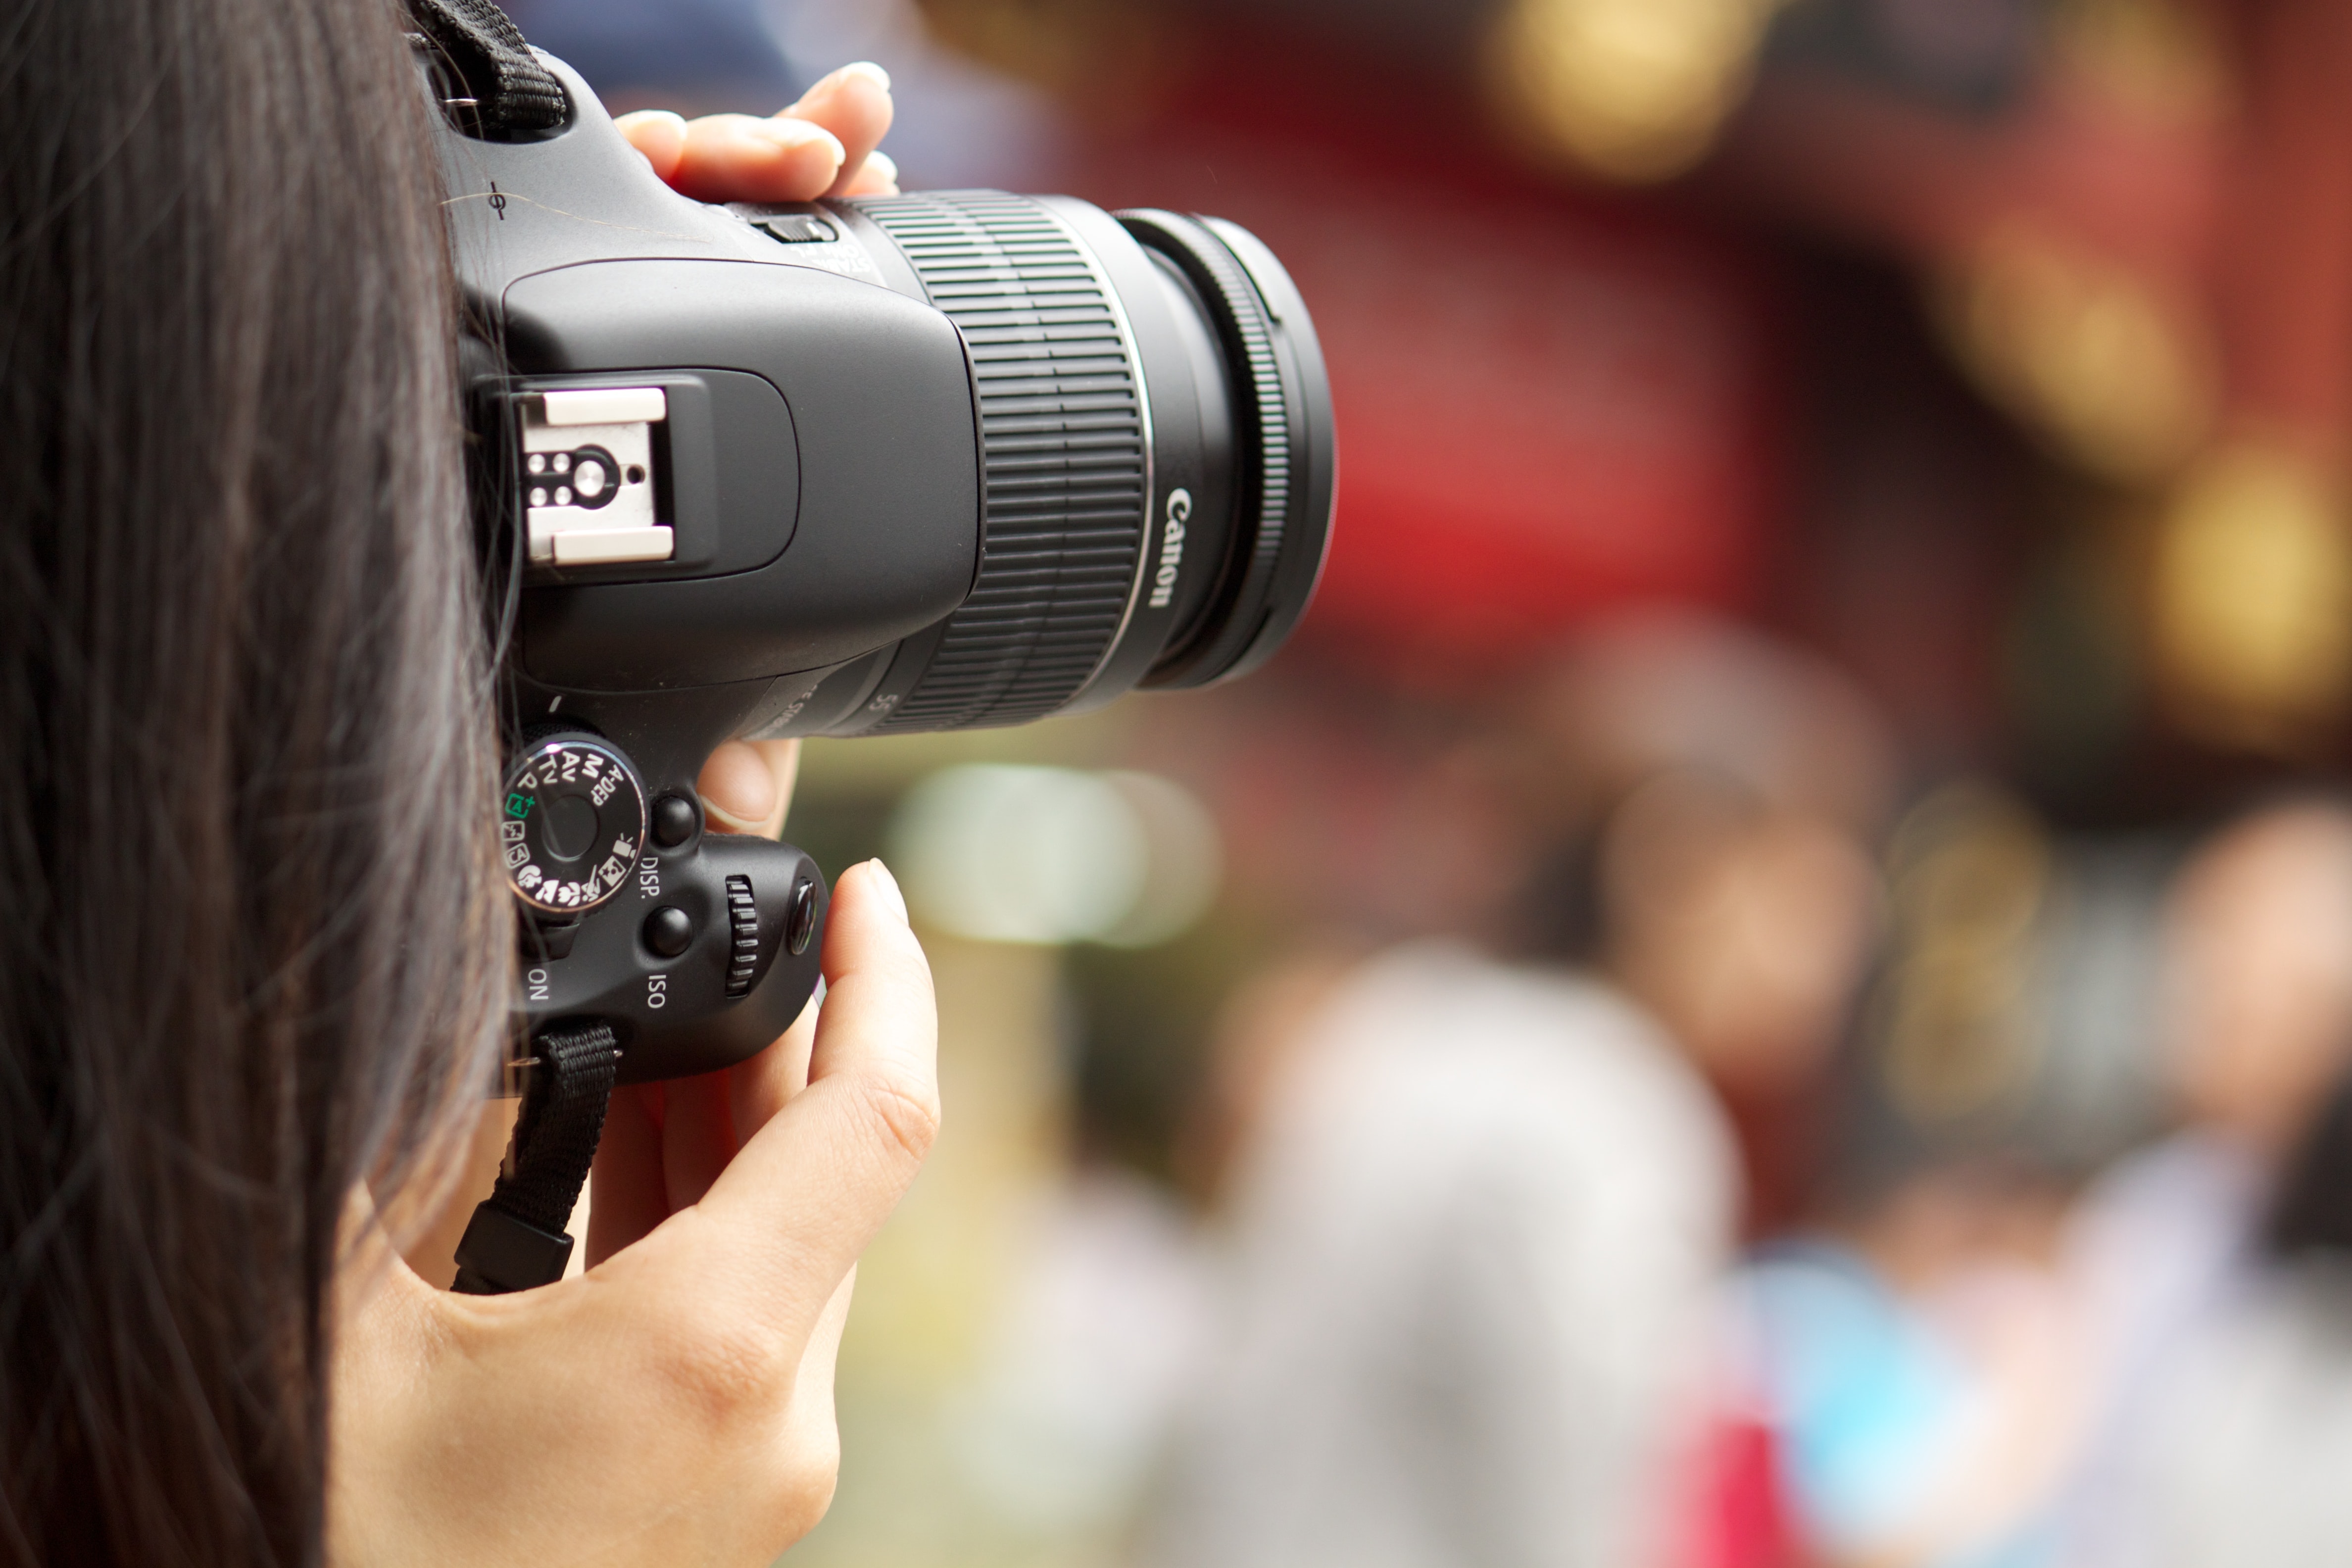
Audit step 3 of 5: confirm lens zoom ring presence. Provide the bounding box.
[850,192,1147,731]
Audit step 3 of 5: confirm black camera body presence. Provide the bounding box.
[432,50,1333,1088]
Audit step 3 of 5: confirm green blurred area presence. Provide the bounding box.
[785,712,1221,1568]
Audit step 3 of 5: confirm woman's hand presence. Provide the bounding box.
[334,71,937,1565]
[613,61,901,202]
[585,738,819,1276]
[333,859,937,1567]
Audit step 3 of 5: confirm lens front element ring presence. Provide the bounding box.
[1117,209,1334,689]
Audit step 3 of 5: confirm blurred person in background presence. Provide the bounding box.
[1714,781,2122,1568]
[1722,1155,2083,1568]
[1142,611,1893,1568]
[2088,1074,2352,1567]
[1507,612,1897,1240]
[1749,795,2352,1568]
[2051,796,2352,1568]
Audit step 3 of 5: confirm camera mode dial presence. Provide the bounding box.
[499,734,649,916]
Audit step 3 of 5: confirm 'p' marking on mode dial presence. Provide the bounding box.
[499,735,649,916]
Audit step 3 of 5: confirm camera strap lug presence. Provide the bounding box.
[451,1018,620,1294]
[403,0,568,136]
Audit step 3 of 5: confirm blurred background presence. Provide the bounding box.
[510,0,2352,1564]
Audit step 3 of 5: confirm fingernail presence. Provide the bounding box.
[866,859,909,926]
[834,60,891,93]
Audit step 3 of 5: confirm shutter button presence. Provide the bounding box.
[786,878,817,955]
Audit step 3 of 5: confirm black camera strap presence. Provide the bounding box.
[450,1020,619,1294]
[404,0,568,135]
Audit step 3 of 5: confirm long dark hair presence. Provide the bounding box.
[0,0,505,1561]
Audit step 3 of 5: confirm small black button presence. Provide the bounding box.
[643,905,694,959]
[650,793,698,849]
[787,878,818,955]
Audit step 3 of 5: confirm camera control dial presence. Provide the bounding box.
[500,734,649,916]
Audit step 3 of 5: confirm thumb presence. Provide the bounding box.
[625,859,935,1344]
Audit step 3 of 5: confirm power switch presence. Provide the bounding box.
[787,877,818,955]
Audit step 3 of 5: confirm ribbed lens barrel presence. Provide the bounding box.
[811,190,1335,736]
[851,193,1153,732]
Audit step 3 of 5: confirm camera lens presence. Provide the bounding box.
[808,192,1336,735]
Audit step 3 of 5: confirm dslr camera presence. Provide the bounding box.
[411,0,1333,1287]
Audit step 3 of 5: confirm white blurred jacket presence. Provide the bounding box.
[1146,941,1735,1568]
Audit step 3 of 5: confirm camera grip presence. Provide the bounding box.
[519,830,829,1085]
